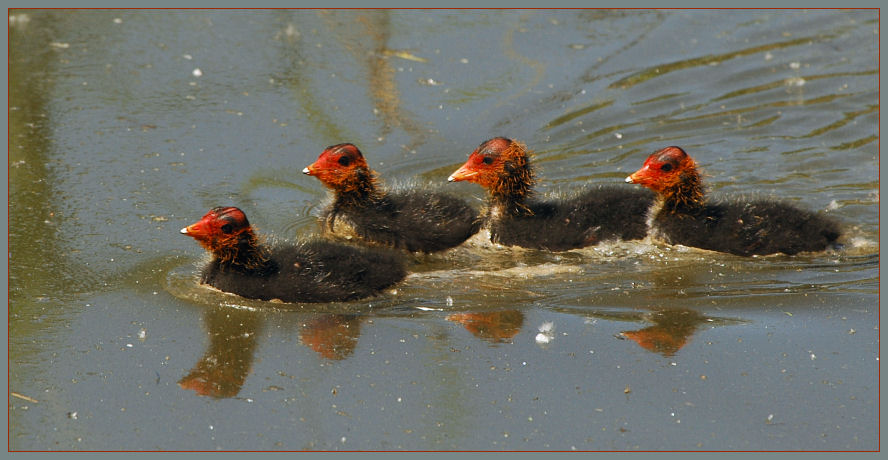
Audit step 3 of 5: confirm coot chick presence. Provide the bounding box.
[447,137,654,251]
[625,146,841,256]
[181,207,406,303]
[303,143,481,253]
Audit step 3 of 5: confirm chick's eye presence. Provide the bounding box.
[338,156,351,167]
[660,163,673,172]
[481,156,494,165]
[220,223,233,233]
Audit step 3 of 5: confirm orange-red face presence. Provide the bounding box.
[447,137,518,188]
[181,206,251,252]
[303,143,370,190]
[625,146,695,192]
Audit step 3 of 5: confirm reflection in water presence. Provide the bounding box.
[272,12,348,143]
[585,307,741,357]
[8,14,80,314]
[299,314,363,360]
[179,308,366,398]
[446,310,525,344]
[257,10,430,224]
[297,10,427,150]
[326,11,428,150]
[179,307,262,398]
[618,308,709,357]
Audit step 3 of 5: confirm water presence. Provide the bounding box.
[8,10,878,451]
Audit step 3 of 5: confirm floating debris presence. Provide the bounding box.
[384,50,427,63]
[535,321,555,344]
[11,392,38,403]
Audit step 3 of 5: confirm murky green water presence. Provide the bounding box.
[9,9,878,451]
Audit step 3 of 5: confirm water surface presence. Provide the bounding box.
[8,9,878,451]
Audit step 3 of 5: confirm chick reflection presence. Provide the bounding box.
[299,314,363,360]
[447,310,524,344]
[179,306,261,398]
[619,308,708,357]
[180,309,367,398]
